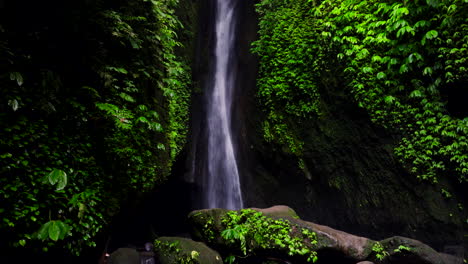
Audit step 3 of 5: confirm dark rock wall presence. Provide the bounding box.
[244,96,466,250]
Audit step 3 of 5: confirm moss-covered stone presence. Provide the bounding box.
[154,237,223,264]
[188,208,229,245]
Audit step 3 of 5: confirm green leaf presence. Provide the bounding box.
[157,143,165,150]
[110,67,128,74]
[48,221,61,241]
[10,72,23,86]
[410,90,423,98]
[384,95,396,104]
[399,64,409,74]
[372,55,382,62]
[119,92,136,103]
[152,123,162,131]
[138,104,148,111]
[8,99,19,111]
[425,30,438,40]
[414,20,429,28]
[56,172,67,191]
[48,169,61,185]
[423,67,433,76]
[37,221,52,240]
[129,38,140,49]
[225,255,236,264]
[57,221,72,240]
[137,116,149,124]
[47,169,67,190]
[362,66,374,73]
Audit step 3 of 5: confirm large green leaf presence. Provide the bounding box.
[47,169,67,190]
[48,221,61,241]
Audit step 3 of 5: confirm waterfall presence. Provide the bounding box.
[202,0,243,210]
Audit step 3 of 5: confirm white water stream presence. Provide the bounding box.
[204,0,243,209]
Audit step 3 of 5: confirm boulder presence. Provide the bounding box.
[252,205,300,219]
[187,206,463,264]
[154,236,223,264]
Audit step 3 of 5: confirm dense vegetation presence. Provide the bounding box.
[0,0,193,256]
[253,0,467,191]
[1,0,467,260]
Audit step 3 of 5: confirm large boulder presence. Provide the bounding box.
[187,206,462,264]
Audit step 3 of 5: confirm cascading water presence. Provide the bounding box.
[202,0,243,210]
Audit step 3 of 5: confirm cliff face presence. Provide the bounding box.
[243,92,465,250]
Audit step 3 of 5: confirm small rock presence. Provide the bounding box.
[108,248,140,264]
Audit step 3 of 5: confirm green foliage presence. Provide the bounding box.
[254,0,468,185]
[252,0,323,155]
[0,0,192,256]
[372,242,389,261]
[220,209,318,263]
[393,244,412,253]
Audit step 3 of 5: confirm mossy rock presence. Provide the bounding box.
[187,206,463,264]
[377,236,462,264]
[188,208,229,245]
[154,236,223,264]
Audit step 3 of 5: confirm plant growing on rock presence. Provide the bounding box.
[154,240,201,264]
[372,241,389,261]
[220,209,318,263]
